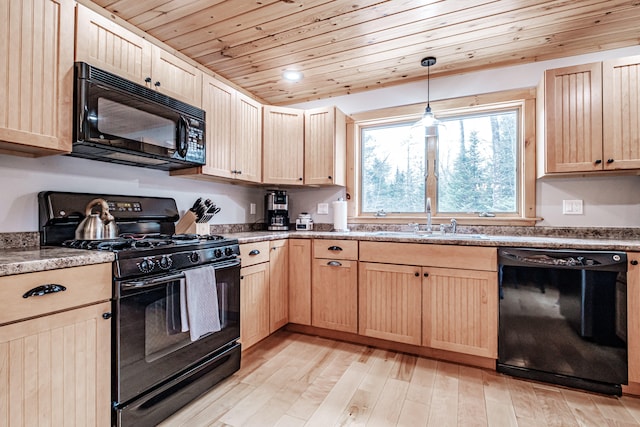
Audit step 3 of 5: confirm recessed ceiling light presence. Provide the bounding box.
[282,70,303,82]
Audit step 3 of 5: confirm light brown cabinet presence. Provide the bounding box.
[0,263,112,426]
[359,241,498,358]
[75,4,202,107]
[288,239,312,325]
[269,239,289,332]
[602,55,640,170]
[311,239,358,333]
[238,240,289,348]
[538,56,640,175]
[627,253,640,383]
[263,106,304,185]
[359,262,422,345]
[422,267,498,358]
[0,0,75,157]
[304,106,347,186]
[174,75,262,183]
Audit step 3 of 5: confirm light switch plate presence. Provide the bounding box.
[562,199,583,215]
[317,203,329,214]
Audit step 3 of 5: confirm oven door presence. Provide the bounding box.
[113,259,240,405]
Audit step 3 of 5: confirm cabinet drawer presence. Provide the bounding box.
[313,239,358,260]
[240,241,270,266]
[0,263,112,325]
[359,241,497,271]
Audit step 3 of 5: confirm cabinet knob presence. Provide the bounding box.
[299,177,303,181]
[145,77,151,83]
[607,159,614,164]
[102,312,112,320]
[631,260,638,266]
[594,159,602,164]
[424,272,429,277]
[414,272,419,277]
[328,175,332,180]
[236,170,242,175]
[154,81,161,88]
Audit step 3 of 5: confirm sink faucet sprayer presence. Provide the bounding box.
[426,197,432,233]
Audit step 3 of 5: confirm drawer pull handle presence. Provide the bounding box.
[631,260,639,266]
[249,249,260,255]
[327,261,342,267]
[328,246,343,251]
[23,284,67,299]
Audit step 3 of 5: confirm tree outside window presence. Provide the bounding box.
[360,108,519,216]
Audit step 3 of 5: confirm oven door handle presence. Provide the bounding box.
[122,272,186,290]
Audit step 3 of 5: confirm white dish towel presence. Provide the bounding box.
[180,266,222,341]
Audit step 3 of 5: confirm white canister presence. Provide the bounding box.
[332,200,348,232]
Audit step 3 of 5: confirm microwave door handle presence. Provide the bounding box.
[177,115,189,158]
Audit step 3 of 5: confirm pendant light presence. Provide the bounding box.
[413,56,441,136]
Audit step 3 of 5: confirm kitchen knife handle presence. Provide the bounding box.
[23,284,67,298]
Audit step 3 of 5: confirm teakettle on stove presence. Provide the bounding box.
[75,198,119,240]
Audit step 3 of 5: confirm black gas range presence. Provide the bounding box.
[38,191,242,427]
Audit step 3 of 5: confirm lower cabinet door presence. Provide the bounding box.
[359,262,422,345]
[312,258,357,333]
[422,267,498,358]
[0,302,111,427]
[240,263,270,349]
[269,240,289,333]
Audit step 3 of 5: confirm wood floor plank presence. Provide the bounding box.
[425,362,459,427]
[457,365,487,427]
[160,332,640,427]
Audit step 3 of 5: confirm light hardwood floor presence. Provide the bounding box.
[160,331,640,427]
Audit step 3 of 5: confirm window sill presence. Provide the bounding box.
[348,216,541,227]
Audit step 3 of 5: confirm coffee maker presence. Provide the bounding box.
[265,190,289,231]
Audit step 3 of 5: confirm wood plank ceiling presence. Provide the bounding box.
[89,0,640,105]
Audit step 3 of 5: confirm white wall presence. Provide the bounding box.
[290,45,640,228]
[0,154,265,232]
[3,46,640,232]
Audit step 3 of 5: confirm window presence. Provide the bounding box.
[350,89,536,224]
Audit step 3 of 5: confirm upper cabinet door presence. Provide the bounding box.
[0,0,75,156]
[75,4,152,85]
[543,62,603,173]
[603,55,640,170]
[263,105,304,185]
[233,92,262,183]
[304,106,347,186]
[150,46,202,107]
[201,75,234,179]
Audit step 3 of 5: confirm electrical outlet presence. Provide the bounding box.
[562,199,583,215]
[317,203,329,214]
[250,203,256,215]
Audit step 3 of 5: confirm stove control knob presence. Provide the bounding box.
[225,247,234,256]
[189,251,200,263]
[137,258,155,273]
[158,255,173,270]
[214,249,223,258]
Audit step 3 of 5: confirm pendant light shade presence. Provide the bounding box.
[413,56,442,135]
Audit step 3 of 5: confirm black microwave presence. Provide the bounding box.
[71,62,206,171]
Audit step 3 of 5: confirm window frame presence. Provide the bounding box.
[345,88,538,226]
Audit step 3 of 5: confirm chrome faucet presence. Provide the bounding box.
[426,197,433,233]
[450,218,457,234]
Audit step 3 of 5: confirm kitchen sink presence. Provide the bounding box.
[372,231,489,239]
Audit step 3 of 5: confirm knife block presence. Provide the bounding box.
[175,211,210,235]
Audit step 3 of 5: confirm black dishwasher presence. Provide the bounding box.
[498,247,627,395]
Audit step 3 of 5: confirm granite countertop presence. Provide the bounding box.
[226,230,640,251]
[0,247,114,277]
[2,230,640,277]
